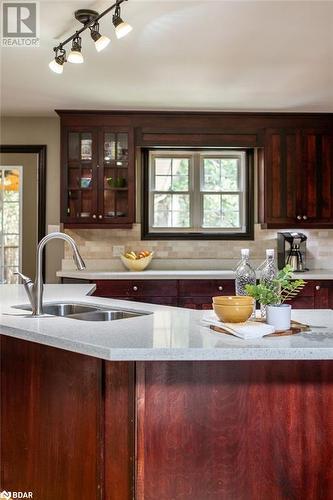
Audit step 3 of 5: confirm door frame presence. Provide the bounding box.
[0,145,46,243]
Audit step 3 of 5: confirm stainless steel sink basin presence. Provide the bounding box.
[13,302,150,321]
[69,310,140,322]
[15,303,98,316]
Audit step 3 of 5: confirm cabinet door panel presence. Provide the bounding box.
[62,127,99,223]
[313,281,333,308]
[178,297,213,309]
[128,296,178,306]
[93,280,178,298]
[302,132,333,223]
[98,127,135,225]
[263,129,301,226]
[178,280,234,297]
[0,337,102,499]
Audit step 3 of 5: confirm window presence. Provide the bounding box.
[143,150,253,239]
[0,167,22,283]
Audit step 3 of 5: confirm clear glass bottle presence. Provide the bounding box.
[259,248,278,319]
[235,249,256,319]
[235,249,256,295]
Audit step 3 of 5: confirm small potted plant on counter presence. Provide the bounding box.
[245,265,306,331]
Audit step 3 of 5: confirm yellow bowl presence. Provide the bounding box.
[213,303,253,323]
[120,252,154,272]
[213,295,254,306]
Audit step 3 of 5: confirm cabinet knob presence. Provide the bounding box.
[297,215,302,220]
[218,285,223,291]
[133,286,138,292]
[98,215,102,219]
[316,285,321,291]
[92,214,96,219]
[303,215,308,220]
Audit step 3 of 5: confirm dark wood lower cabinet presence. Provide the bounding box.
[2,336,333,499]
[0,336,102,499]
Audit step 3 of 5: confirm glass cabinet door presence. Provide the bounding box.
[65,130,97,221]
[100,130,131,221]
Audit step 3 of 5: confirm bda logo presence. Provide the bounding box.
[0,492,11,499]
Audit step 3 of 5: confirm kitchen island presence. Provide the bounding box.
[1,285,333,499]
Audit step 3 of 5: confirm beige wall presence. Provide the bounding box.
[0,117,61,282]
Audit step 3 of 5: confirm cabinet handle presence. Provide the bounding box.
[133,286,138,292]
[316,285,321,291]
[98,215,102,219]
[303,215,308,220]
[92,214,96,219]
[218,285,223,291]
[296,215,302,220]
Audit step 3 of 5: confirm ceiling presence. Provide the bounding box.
[1,0,333,116]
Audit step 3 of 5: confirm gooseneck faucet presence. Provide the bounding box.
[16,232,86,316]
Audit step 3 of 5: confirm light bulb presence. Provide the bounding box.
[113,6,132,40]
[48,49,66,74]
[49,58,64,74]
[68,50,84,63]
[68,37,84,64]
[115,21,132,39]
[94,34,110,52]
[90,25,111,53]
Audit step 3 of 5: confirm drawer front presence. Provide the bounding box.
[178,297,213,310]
[178,280,235,297]
[127,296,178,306]
[93,280,178,298]
[289,296,315,309]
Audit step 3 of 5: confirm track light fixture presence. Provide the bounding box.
[49,48,66,74]
[90,22,111,52]
[112,4,132,39]
[49,0,132,74]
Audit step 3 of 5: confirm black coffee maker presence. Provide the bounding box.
[277,232,308,272]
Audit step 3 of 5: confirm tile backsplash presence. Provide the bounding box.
[62,224,333,271]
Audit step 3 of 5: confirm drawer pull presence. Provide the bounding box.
[92,214,96,219]
[98,215,102,219]
[303,215,308,221]
[296,215,302,220]
[133,286,138,291]
[315,285,320,291]
[218,285,223,291]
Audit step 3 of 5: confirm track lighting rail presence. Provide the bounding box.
[49,0,132,74]
[55,0,126,51]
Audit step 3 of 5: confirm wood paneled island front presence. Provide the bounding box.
[1,285,333,500]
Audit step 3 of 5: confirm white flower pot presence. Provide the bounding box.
[266,304,291,332]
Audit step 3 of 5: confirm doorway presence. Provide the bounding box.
[0,146,46,283]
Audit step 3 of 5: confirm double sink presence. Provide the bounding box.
[15,302,151,322]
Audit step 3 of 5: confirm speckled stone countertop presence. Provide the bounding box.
[57,269,333,280]
[1,285,333,361]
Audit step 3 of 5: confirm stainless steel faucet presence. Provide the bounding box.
[15,232,86,316]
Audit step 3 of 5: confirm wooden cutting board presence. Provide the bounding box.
[210,319,311,337]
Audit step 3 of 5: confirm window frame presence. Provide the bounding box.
[0,166,23,284]
[142,148,254,240]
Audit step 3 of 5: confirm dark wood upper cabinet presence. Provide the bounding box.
[61,124,135,228]
[57,111,333,229]
[261,128,333,228]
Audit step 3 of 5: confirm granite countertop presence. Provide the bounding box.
[56,269,333,280]
[1,285,333,361]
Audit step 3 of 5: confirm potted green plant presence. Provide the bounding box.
[245,265,306,331]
